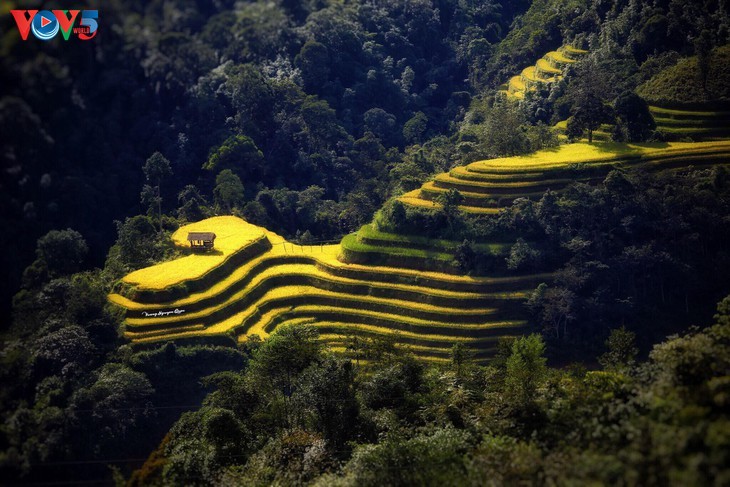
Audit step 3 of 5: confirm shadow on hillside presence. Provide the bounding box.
[589,141,671,154]
[187,249,225,256]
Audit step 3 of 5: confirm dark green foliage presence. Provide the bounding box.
[203,134,264,181]
[484,102,531,156]
[69,363,155,454]
[450,342,475,378]
[163,407,250,486]
[32,325,95,378]
[613,91,656,142]
[222,429,331,485]
[504,334,547,406]
[454,239,477,272]
[177,185,209,222]
[143,152,173,187]
[295,40,330,93]
[332,428,472,486]
[214,169,245,213]
[250,324,321,392]
[363,108,398,145]
[34,229,88,278]
[437,188,465,237]
[567,60,614,143]
[143,152,173,231]
[110,215,175,271]
[525,122,560,151]
[506,238,542,271]
[716,295,730,327]
[517,167,730,352]
[294,356,359,449]
[139,301,730,485]
[403,111,428,144]
[598,326,638,371]
[695,30,714,94]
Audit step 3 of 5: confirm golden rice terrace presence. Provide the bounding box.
[110,140,730,363]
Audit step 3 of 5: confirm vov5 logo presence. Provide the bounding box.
[11,9,98,41]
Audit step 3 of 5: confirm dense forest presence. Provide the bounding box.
[1,0,730,484]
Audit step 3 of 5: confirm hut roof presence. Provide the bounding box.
[187,232,216,241]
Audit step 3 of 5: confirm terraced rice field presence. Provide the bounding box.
[501,45,587,100]
[110,140,730,362]
[649,106,730,141]
[109,217,543,362]
[397,140,730,214]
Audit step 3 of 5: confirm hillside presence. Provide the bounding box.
[109,217,540,363]
[2,0,730,484]
[635,45,730,140]
[109,140,730,364]
[637,45,730,108]
[399,140,730,214]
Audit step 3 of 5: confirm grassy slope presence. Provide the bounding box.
[637,45,730,108]
[635,46,730,140]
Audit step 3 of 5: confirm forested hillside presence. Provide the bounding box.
[1,0,729,484]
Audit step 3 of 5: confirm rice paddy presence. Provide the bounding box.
[397,140,730,214]
[500,45,587,100]
[109,216,541,363]
[649,106,730,141]
[110,136,730,364]
[122,216,267,290]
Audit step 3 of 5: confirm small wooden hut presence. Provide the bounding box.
[187,232,216,250]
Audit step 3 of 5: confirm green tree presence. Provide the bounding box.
[363,108,397,145]
[568,60,613,143]
[437,188,464,234]
[715,294,730,327]
[214,170,245,213]
[403,112,428,144]
[33,325,95,377]
[296,185,325,229]
[224,64,275,138]
[295,40,330,92]
[694,30,713,94]
[294,356,358,448]
[613,91,655,142]
[142,152,173,231]
[598,326,638,372]
[249,325,321,429]
[177,185,208,222]
[451,342,474,378]
[506,238,541,271]
[484,103,530,156]
[328,428,470,486]
[504,334,547,406]
[455,239,477,272]
[525,122,559,151]
[299,97,349,152]
[35,229,88,277]
[203,134,264,181]
[70,363,154,453]
[113,215,168,270]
